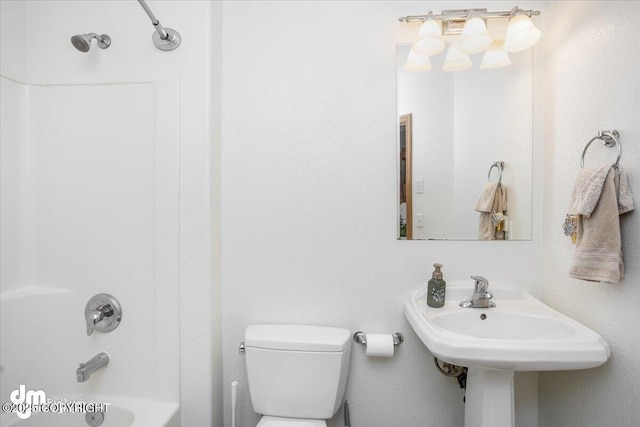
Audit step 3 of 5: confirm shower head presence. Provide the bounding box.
[71,33,111,52]
[71,34,92,52]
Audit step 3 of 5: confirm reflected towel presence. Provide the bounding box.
[476,183,507,240]
[476,183,498,211]
[568,166,634,284]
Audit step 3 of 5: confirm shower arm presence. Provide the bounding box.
[136,0,181,51]
[137,0,169,40]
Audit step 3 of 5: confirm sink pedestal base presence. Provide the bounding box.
[464,368,514,427]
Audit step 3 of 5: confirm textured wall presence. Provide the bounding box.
[540,1,640,426]
[221,2,544,426]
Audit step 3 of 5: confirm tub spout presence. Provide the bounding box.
[76,352,109,382]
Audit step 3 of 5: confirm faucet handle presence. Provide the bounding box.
[86,317,95,336]
[85,308,105,336]
[470,276,489,292]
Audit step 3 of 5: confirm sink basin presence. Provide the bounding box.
[431,311,576,340]
[404,286,610,371]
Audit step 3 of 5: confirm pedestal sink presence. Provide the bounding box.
[404,286,610,427]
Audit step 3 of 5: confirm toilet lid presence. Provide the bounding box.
[257,416,327,427]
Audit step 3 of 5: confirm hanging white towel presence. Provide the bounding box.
[475,182,507,240]
[567,165,634,284]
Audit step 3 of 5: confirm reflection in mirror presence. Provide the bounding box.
[397,44,533,241]
[399,114,412,239]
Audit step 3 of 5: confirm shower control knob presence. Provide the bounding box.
[85,293,122,336]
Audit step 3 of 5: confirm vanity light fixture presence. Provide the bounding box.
[503,14,542,52]
[480,41,512,69]
[412,12,446,56]
[459,15,493,54]
[404,49,433,71]
[400,6,540,72]
[442,43,472,71]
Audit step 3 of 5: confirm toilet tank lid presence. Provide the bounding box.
[245,324,351,352]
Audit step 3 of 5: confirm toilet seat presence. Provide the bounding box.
[257,416,327,427]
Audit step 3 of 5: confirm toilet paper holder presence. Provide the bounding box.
[353,331,404,347]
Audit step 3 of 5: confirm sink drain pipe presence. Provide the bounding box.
[434,357,467,389]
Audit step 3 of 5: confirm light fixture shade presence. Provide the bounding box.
[458,17,493,54]
[404,49,432,72]
[480,41,512,69]
[412,19,445,56]
[503,14,541,52]
[442,44,472,72]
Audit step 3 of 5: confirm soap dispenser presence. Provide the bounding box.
[427,263,446,308]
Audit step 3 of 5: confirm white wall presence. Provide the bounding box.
[221,2,543,426]
[0,0,27,79]
[540,1,640,426]
[0,1,222,425]
[0,79,28,291]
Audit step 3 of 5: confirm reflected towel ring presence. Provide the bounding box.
[488,161,504,184]
[580,130,621,168]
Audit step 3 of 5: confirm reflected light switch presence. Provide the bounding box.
[416,213,424,228]
[416,179,424,194]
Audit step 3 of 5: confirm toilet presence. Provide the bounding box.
[244,324,352,427]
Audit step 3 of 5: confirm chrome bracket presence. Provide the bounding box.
[599,130,620,147]
[353,332,404,347]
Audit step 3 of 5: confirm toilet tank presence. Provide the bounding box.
[244,324,352,420]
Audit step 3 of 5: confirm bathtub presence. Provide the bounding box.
[1,396,179,427]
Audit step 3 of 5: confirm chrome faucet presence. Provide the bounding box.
[76,352,109,382]
[459,276,496,308]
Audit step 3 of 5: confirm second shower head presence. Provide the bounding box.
[71,33,111,52]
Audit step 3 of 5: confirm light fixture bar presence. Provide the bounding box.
[399,7,541,24]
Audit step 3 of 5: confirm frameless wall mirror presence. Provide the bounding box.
[397,44,533,240]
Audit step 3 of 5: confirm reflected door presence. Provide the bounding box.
[399,114,412,240]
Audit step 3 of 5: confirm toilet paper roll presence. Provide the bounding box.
[365,334,395,357]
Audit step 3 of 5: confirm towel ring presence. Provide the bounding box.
[580,130,621,168]
[488,161,504,184]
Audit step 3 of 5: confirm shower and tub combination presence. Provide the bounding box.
[1,1,182,426]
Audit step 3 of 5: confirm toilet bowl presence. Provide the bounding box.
[244,324,352,427]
